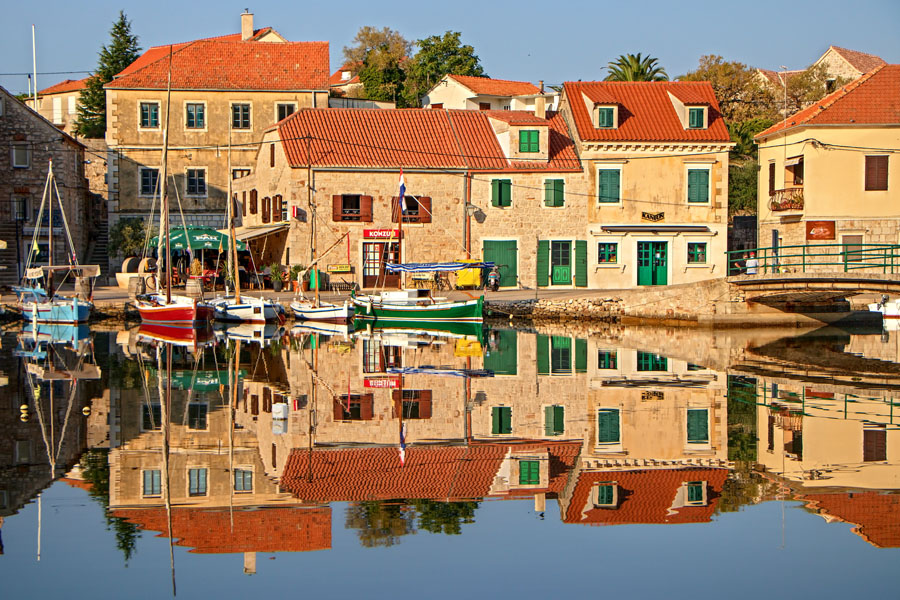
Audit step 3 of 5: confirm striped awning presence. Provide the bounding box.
[385,262,495,273]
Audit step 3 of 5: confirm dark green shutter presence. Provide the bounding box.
[575,338,587,373]
[544,180,554,207]
[574,240,587,287]
[544,406,556,436]
[491,179,501,207]
[599,169,620,203]
[537,334,549,375]
[555,179,564,206]
[544,405,565,436]
[687,482,704,503]
[536,240,550,287]
[492,406,512,434]
[484,329,517,375]
[598,409,620,443]
[501,180,511,206]
[597,484,614,505]
[689,108,704,128]
[688,170,709,203]
[687,409,709,443]
[545,179,564,207]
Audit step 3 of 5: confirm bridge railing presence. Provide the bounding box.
[727,243,900,276]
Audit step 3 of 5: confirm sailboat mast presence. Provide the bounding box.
[307,135,318,305]
[162,46,174,304]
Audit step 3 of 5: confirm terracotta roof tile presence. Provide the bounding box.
[330,63,361,87]
[564,81,731,143]
[756,64,898,138]
[37,78,88,96]
[111,506,331,553]
[829,46,887,73]
[277,108,580,171]
[756,68,803,87]
[280,442,581,502]
[108,40,329,91]
[482,110,549,125]
[448,75,541,96]
[563,468,729,525]
[802,491,900,548]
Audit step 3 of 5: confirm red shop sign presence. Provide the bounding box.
[364,229,402,239]
[364,377,401,389]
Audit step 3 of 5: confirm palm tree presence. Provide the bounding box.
[605,53,668,82]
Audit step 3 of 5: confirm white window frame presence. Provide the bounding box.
[139,167,160,197]
[596,164,623,206]
[683,481,708,506]
[184,100,208,131]
[67,95,77,115]
[52,96,63,124]
[596,240,619,268]
[230,101,252,130]
[686,240,709,266]
[188,467,209,497]
[138,100,161,130]
[12,143,31,169]
[684,164,712,205]
[275,102,298,123]
[594,105,618,129]
[185,167,208,197]
[687,106,707,129]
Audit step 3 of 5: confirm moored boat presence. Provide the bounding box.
[352,292,483,324]
[291,298,352,322]
[212,295,284,323]
[136,293,214,326]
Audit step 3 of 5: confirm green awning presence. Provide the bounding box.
[164,369,246,391]
[150,226,247,252]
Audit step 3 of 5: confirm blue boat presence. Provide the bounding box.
[15,285,93,324]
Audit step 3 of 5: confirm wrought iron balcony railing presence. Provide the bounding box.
[769,187,804,212]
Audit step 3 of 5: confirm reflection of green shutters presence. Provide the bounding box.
[483,240,518,287]
[598,169,620,203]
[492,406,512,434]
[596,484,615,505]
[484,329,517,375]
[598,350,617,369]
[687,409,709,443]
[575,338,587,373]
[491,179,512,207]
[544,179,565,207]
[536,240,550,287]
[537,334,550,375]
[687,169,709,203]
[687,482,704,503]
[550,336,572,374]
[575,240,587,287]
[637,351,668,371]
[519,460,540,484]
[545,405,565,436]
[597,409,620,443]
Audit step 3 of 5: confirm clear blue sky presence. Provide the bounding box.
[2,0,899,95]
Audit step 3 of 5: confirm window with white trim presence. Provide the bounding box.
[139,102,160,128]
[188,468,208,496]
[276,103,296,122]
[234,468,253,492]
[143,470,161,497]
[185,102,205,129]
[232,103,251,129]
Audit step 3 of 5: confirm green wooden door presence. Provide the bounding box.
[637,241,668,286]
[483,240,518,287]
[551,241,571,285]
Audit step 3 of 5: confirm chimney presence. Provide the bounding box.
[535,95,547,120]
[241,10,254,41]
[243,551,257,575]
[538,80,544,93]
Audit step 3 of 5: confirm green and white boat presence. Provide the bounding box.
[352,290,484,324]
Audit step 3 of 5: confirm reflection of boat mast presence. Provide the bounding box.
[158,344,177,596]
[229,339,241,530]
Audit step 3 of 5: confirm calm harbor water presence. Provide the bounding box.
[0,322,898,599]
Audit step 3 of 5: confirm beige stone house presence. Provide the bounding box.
[756,45,886,95]
[421,74,555,112]
[755,65,900,271]
[103,11,329,262]
[0,86,93,287]
[26,78,87,136]
[559,80,732,288]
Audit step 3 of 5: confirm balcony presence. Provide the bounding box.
[769,187,804,212]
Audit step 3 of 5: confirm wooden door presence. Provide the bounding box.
[362,241,400,288]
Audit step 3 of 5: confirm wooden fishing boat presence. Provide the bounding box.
[352,291,483,324]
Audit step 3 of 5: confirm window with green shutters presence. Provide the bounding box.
[143,470,161,496]
[491,179,512,207]
[687,409,709,443]
[687,169,710,203]
[575,240,588,288]
[492,406,512,434]
[537,333,550,374]
[484,329,517,375]
[519,460,540,485]
[594,483,616,506]
[597,409,620,444]
[688,107,705,129]
[575,337,587,373]
[234,469,253,492]
[637,351,668,372]
[544,179,565,207]
[687,242,707,264]
[686,481,705,504]
[598,243,617,263]
[519,130,540,152]
[551,336,572,374]
[597,107,615,128]
[598,350,617,369]
[545,405,565,436]
[536,240,550,287]
[598,169,621,203]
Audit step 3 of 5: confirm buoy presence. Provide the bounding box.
[20,413,29,422]
[20,404,29,412]
[82,406,91,416]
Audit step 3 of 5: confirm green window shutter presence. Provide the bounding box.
[687,409,709,443]
[537,334,550,375]
[689,108,704,128]
[554,179,565,207]
[598,409,620,443]
[536,240,550,287]
[574,240,587,287]
[520,460,540,485]
[501,407,511,433]
[484,329,517,375]
[599,170,620,203]
[553,405,565,435]
[491,179,501,207]
[688,170,709,203]
[575,338,587,372]
[597,484,614,505]
[544,180,554,207]
[501,180,512,206]
[598,107,613,128]
[519,131,528,152]
[687,482,704,503]
[544,405,556,436]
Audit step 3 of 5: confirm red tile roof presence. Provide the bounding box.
[828,46,887,74]
[108,40,329,91]
[280,442,581,502]
[448,75,541,96]
[802,491,900,548]
[330,63,361,87]
[111,506,331,554]
[563,468,729,525]
[756,68,803,87]
[60,477,93,492]
[756,64,899,138]
[482,110,549,125]
[37,78,88,96]
[277,108,580,171]
[564,80,732,143]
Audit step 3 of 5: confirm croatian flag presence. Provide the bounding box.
[398,169,407,214]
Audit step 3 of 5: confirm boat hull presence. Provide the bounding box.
[212,296,283,324]
[136,294,214,327]
[20,297,92,324]
[137,323,215,346]
[291,300,352,323]
[352,295,483,323]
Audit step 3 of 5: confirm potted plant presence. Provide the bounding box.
[289,264,305,292]
[269,263,285,292]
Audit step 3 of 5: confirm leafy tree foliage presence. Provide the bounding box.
[81,449,141,563]
[402,31,486,107]
[727,118,775,159]
[109,217,154,258]
[412,499,478,535]
[358,46,407,104]
[605,53,668,81]
[345,500,415,548]
[75,11,141,138]
[343,26,411,69]
[679,55,774,123]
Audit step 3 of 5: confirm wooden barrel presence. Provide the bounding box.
[128,275,146,298]
[74,277,92,300]
[185,278,203,299]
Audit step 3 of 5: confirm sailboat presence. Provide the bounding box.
[135,46,213,328]
[290,231,352,322]
[14,160,99,324]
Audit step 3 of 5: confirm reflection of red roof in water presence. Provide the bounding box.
[281,442,581,502]
[802,491,900,548]
[111,506,331,554]
[563,468,729,525]
[61,477,93,492]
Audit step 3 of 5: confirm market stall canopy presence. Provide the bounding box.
[150,226,246,251]
[218,223,289,242]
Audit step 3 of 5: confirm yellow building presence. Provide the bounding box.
[756,65,900,267]
[26,78,87,136]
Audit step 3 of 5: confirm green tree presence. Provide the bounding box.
[679,55,775,123]
[780,64,849,116]
[402,31,486,107]
[80,449,141,563]
[343,26,411,68]
[605,53,668,82]
[727,118,774,159]
[75,11,141,138]
[345,501,415,548]
[109,217,154,258]
[358,46,407,104]
[412,499,478,535]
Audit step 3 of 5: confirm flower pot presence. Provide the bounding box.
[302,281,310,292]
[292,280,300,292]
[272,279,283,293]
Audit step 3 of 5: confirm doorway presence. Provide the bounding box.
[551,241,571,285]
[637,241,668,286]
[362,241,400,288]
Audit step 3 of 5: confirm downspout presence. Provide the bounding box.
[465,171,472,259]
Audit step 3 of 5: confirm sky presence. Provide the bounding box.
[1,0,899,95]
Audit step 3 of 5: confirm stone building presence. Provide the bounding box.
[757,45,887,93]
[103,11,329,270]
[26,78,87,136]
[0,86,92,287]
[559,80,732,288]
[421,74,555,112]
[755,65,900,269]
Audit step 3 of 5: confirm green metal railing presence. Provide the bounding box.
[726,243,900,276]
